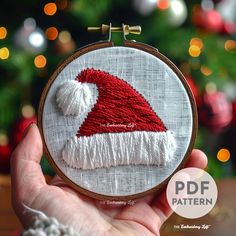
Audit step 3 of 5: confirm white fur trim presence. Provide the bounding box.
[62,131,176,170]
[56,80,92,116]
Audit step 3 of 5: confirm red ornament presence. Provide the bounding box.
[0,144,11,173]
[192,6,223,33]
[192,5,205,27]
[185,75,200,106]
[0,134,11,173]
[221,21,236,35]
[204,10,223,33]
[199,92,232,133]
[11,116,37,148]
[231,101,236,129]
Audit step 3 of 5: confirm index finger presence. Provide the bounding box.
[11,124,46,206]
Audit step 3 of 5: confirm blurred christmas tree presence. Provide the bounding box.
[0,0,236,177]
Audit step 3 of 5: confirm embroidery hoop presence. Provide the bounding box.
[38,24,198,200]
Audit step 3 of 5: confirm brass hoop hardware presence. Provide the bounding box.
[87,24,141,36]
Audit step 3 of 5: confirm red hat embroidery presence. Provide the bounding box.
[56,68,176,169]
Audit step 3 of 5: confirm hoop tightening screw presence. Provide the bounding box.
[87,24,141,36]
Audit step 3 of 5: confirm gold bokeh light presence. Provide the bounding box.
[44,3,57,16]
[217,148,230,162]
[0,133,8,146]
[0,47,9,59]
[45,27,58,40]
[34,55,47,68]
[189,45,201,57]
[22,104,35,118]
[201,65,213,76]
[190,37,203,50]
[0,27,7,39]
[224,40,236,52]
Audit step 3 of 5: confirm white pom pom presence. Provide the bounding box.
[56,80,92,116]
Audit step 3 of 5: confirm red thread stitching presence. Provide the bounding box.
[76,68,167,137]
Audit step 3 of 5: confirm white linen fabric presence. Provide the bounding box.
[42,46,193,196]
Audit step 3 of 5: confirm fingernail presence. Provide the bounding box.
[23,122,37,138]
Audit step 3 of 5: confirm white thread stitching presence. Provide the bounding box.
[56,80,93,116]
[62,131,176,170]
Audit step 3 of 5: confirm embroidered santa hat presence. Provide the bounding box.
[56,68,176,170]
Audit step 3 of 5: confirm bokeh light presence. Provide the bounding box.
[28,31,45,48]
[179,61,190,75]
[44,2,57,16]
[201,0,214,11]
[58,30,71,43]
[34,55,47,68]
[0,27,7,39]
[0,133,8,146]
[201,65,212,76]
[22,104,35,118]
[224,40,236,52]
[157,0,169,10]
[205,82,216,94]
[56,0,68,10]
[190,37,203,50]
[45,27,58,40]
[188,45,201,57]
[24,18,36,30]
[0,47,10,59]
[217,148,230,162]
[206,10,222,33]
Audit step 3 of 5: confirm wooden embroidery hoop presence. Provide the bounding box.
[38,24,198,200]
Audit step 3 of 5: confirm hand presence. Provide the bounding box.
[11,124,207,236]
